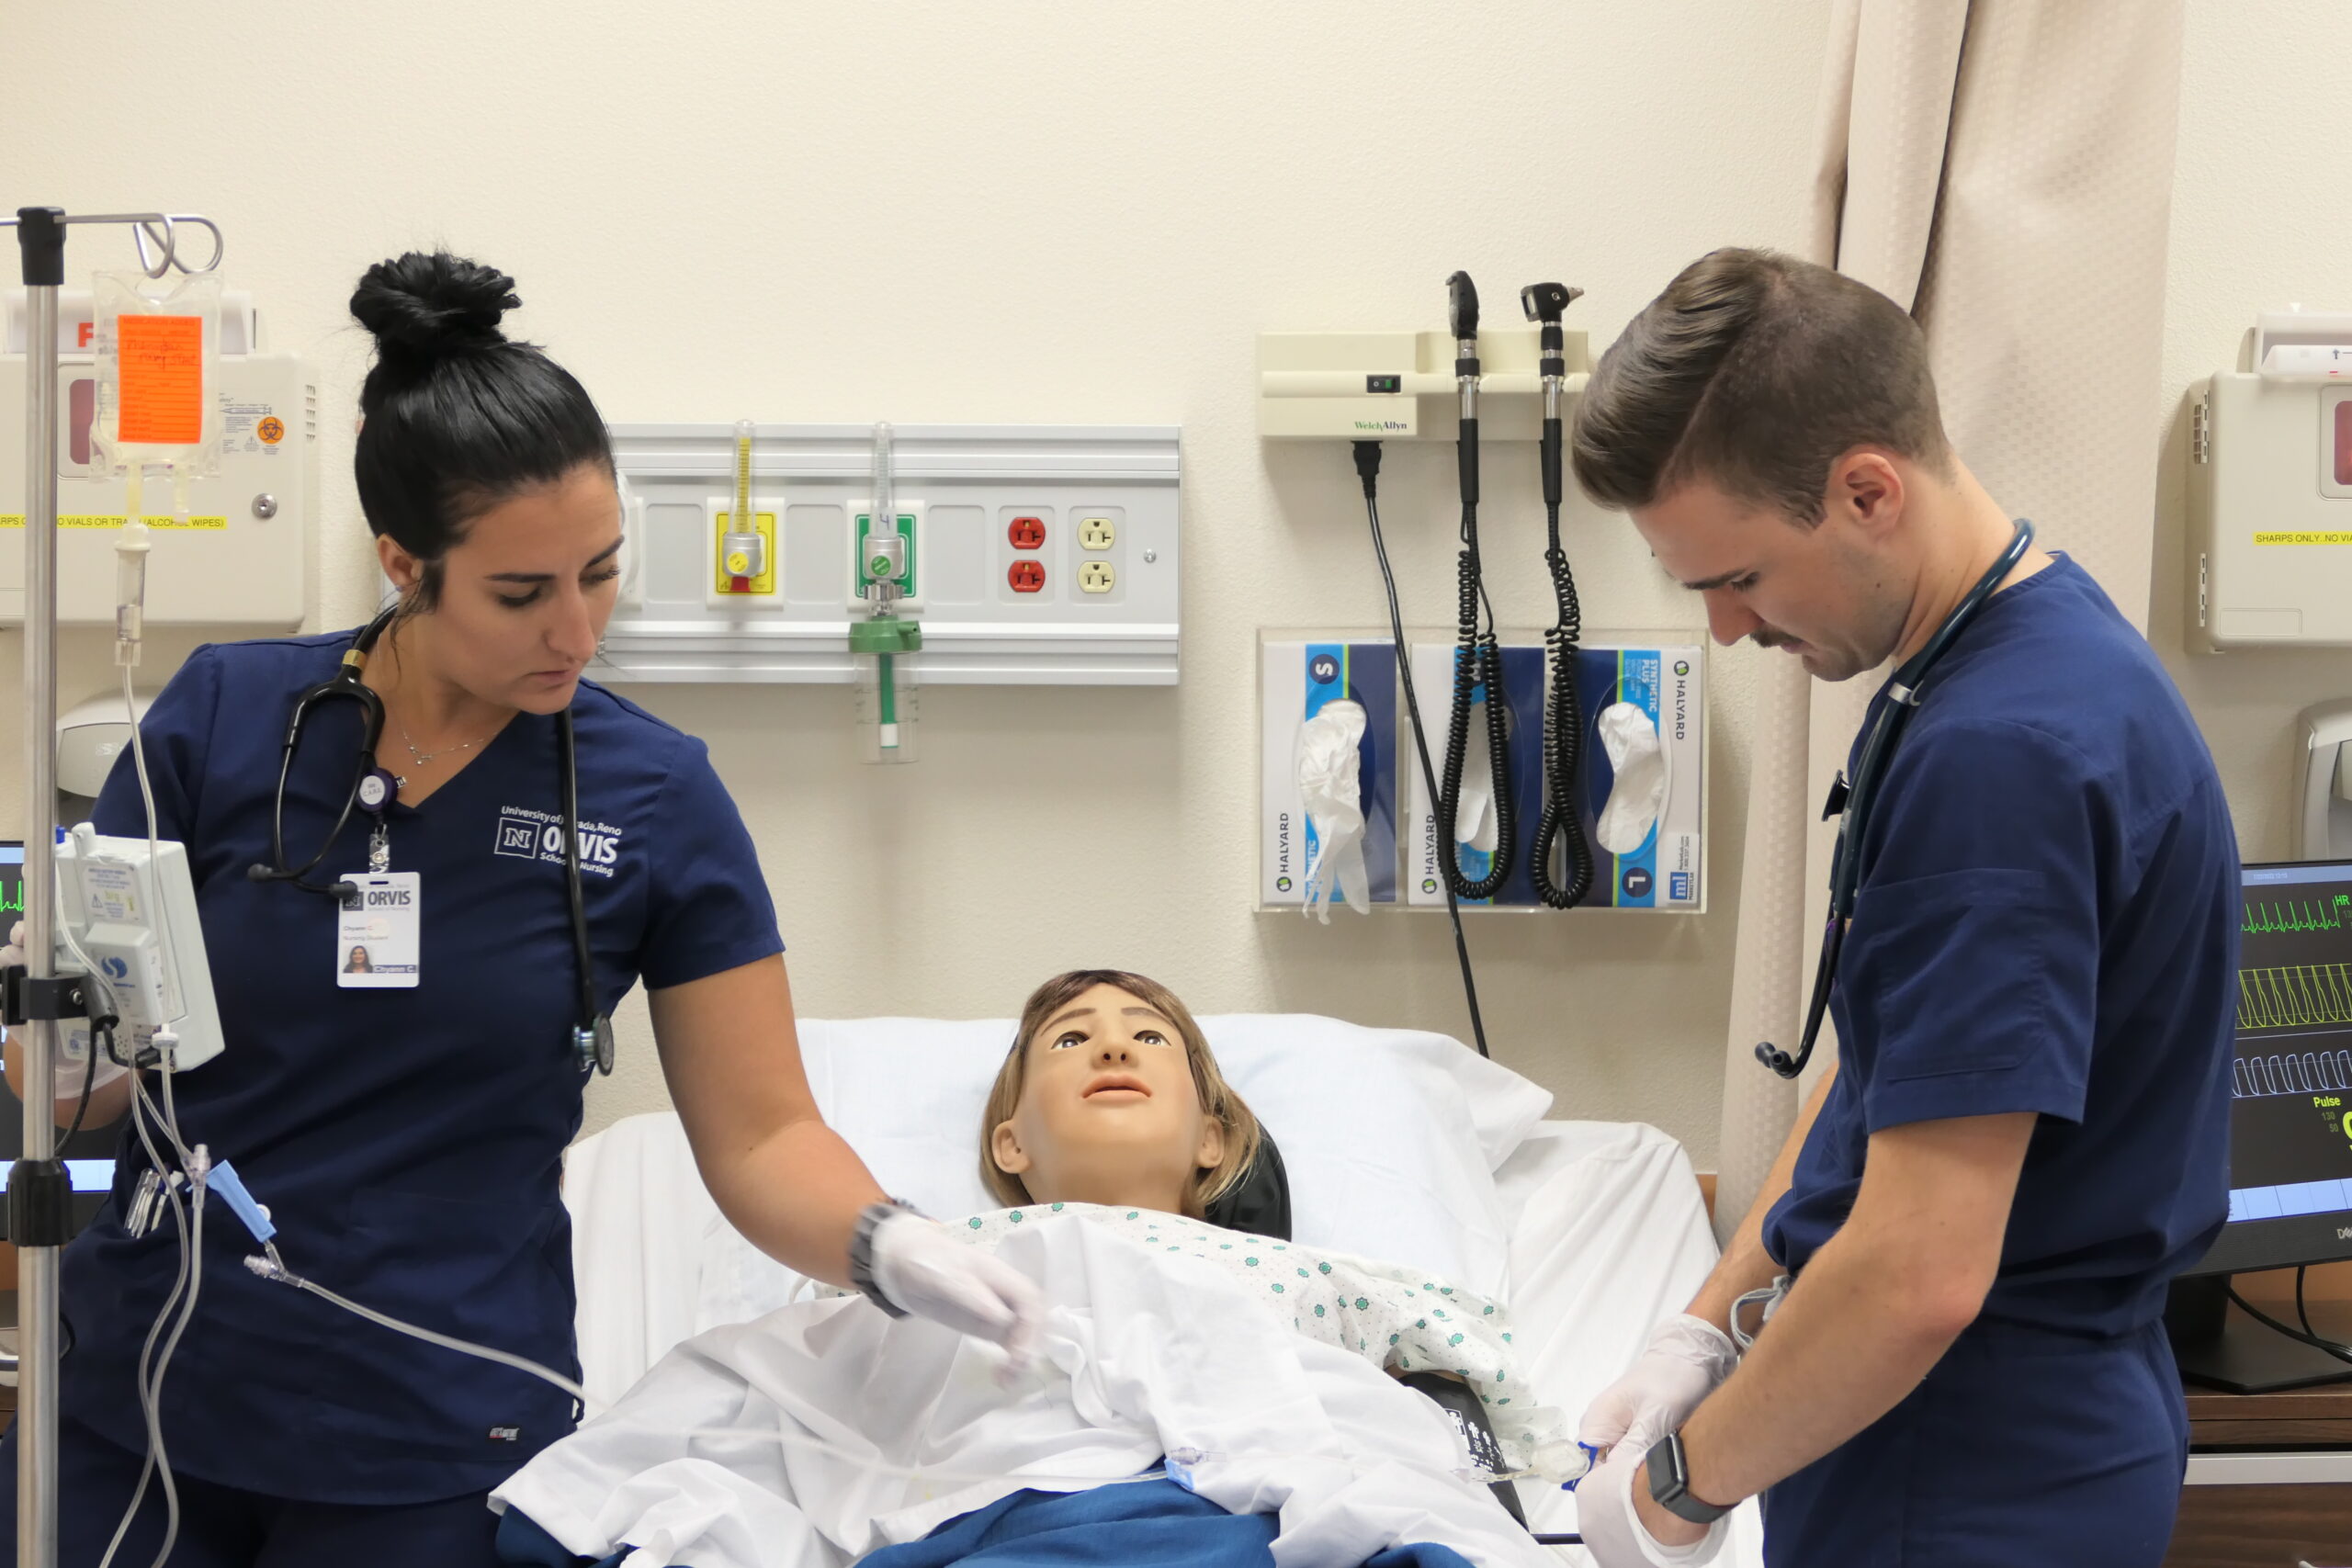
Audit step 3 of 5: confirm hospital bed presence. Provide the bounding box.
[561,1012,1769,1566]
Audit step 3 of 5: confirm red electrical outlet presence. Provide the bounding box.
[1008,515,1046,550]
[1008,559,1046,593]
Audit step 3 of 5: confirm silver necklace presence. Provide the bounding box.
[395,712,494,771]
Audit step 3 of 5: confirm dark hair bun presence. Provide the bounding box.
[350,251,518,363]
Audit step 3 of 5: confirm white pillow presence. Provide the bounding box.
[794,1011,1552,1299]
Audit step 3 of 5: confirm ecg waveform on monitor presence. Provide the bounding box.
[2233,1049,2352,1098]
[2238,964,2352,1031]
[2244,895,2352,933]
[0,883,17,917]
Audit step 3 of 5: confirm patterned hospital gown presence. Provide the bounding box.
[832,1202,1573,1476]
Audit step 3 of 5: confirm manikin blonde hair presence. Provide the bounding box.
[980,969,1261,1217]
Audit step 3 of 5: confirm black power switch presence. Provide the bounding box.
[1364,374,1402,394]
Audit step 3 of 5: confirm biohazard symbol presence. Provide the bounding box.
[256,416,285,446]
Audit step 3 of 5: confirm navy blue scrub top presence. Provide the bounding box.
[60,631,784,1505]
[1762,555,2239,1338]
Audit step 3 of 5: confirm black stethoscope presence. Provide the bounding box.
[244,604,616,1075]
[1755,518,2036,1080]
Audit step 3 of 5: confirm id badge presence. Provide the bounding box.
[337,873,421,988]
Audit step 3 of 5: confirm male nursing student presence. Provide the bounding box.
[1564,250,2237,1568]
[0,251,1041,1567]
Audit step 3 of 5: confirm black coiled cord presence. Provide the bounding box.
[1529,480,1594,907]
[1437,417,1515,902]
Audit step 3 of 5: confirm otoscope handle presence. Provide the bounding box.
[1521,281,1582,378]
[1457,418,1480,508]
[1447,271,1480,344]
[1540,419,1562,509]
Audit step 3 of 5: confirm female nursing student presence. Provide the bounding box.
[0,252,1039,1566]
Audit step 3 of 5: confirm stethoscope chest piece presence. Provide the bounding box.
[576,1017,615,1076]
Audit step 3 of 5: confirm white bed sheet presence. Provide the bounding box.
[1487,1122,1764,1565]
[562,1113,1763,1566]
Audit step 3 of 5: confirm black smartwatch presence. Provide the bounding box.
[1645,1430,1733,1526]
[847,1198,918,1317]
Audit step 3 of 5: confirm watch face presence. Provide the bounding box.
[1647,1433,1731,1525]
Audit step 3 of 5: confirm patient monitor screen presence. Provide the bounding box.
[2199,860,2352,1274]
[0,841,120,1237]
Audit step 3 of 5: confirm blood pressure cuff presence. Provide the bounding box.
[1204,1130,1292,1239]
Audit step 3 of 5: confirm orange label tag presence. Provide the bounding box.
[116,314,205,446]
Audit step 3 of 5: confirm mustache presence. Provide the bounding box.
[1750,628,1801,650]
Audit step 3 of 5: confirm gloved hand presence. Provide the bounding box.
[1574,1440,1727,1568]
[1579,1314,1739,1461]
[868,1213,1043,1373]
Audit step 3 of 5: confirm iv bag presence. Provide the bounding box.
[90,270,223,479]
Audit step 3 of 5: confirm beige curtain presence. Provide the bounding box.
[1714,0,2186,1238]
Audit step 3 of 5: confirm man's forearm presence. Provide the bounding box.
[1686,1062,1838,1333]
[1670,1110,2036,1509]
[1677,1217,1972,1505]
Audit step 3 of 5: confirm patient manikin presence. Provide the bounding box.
[980,969,1262,1224]
[491,972,1573,1568]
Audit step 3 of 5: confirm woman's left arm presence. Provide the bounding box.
[649,953,883,1287]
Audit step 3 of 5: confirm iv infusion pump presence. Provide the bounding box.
[51,823,223,1074]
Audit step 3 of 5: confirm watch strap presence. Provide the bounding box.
[848,1198,917,1317]
[1645,1430,1733,1526]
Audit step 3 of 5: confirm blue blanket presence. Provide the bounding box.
[496,1480,1485,1568]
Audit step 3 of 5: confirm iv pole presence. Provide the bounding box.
[3,204,224,1568]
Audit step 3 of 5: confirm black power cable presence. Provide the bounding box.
[1436,272,1514,903]
[1522,281,1593,909]
[2226,1278,2352,1367]
[1353,440,1491,1061]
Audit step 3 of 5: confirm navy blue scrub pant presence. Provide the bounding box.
[0,1416,502,1567]
[1762,1318,2188,1567]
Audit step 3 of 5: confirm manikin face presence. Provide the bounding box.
[378,461,624,714]
[990,983,1226,1213]
[1631,461,1913,683]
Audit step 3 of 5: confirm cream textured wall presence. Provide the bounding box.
[6,2,1838,1163]
[2154,1,2352,852]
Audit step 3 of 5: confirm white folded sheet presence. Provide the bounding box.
[494,1213,1559,1568]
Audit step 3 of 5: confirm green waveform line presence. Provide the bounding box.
[2243,893,2352,934]
[0,881,18,916]
[2239,962,2352,1031]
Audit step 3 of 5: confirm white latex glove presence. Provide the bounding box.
[1594,701,1667,854]
[868,1213,1044,1373]
[1579,1314,1740,1461]
[1453,700,1500,854]
[1297,700,1370,924]
[1574,1439,1727,1568]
